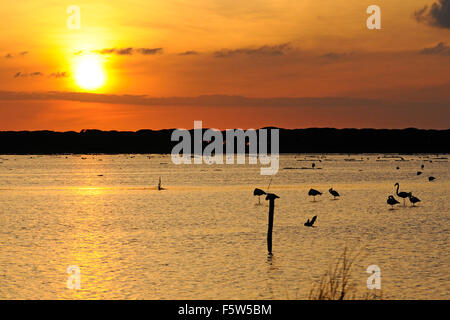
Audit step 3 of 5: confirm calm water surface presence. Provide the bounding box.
[0,154,448,299]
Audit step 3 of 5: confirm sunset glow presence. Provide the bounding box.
[73,54,106,91]
[0,0,448,130]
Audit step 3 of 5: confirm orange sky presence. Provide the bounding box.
[0,0,449,130]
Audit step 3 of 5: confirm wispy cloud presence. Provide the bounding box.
[3,51,28,59]
[0,91,381,108]
[13,72,43,78]
[321,52,355,61]
[89,47,163,56]
[49,72,69,78]
[178,50,199,56]
[14,71,68,78]
[420,42,450,56]
[214,43,291,58]
[414,0,450,29]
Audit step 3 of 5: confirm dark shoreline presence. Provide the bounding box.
[0,128,449,154]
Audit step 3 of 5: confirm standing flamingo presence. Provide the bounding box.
[308,188,322,201]
[408,193,421,206]
[387,195,400,209]
[253,188,266,204]
[394,183,409,206]
[329,188,340,200]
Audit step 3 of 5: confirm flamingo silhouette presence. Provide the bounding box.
[304,215,317,227]
[387,195,400,209]
[329,188,340,200]
[408,193,421,206]
[253,188,266,204]
[308,188,322,201]
[394,183,409,206]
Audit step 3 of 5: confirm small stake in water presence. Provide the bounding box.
[265,193,279,256]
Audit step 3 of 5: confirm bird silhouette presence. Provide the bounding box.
[417,171,422,176]
[308,188,322,201]
[394,183,409,206]
[429,176,436,182]
[312,163,316,169]
[387,195,400,209]
[253,188,266,204]
[421,164,425,170]
[408,193,421,206]
[329,188,340,200]
[304,215,317,227]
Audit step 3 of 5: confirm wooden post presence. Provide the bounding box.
[265,193,279,255]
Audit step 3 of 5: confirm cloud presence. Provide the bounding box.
[214,43,291,58]
[13,72,43,78]
[0,91,381,108]
[420,42,450,56]
[91,47,163,56]
[178,51,199,56]
[136,48,163,55]
[4,51,29,59]
[320,52,355,61]
[49,72,69,78]
[414,0,450,29]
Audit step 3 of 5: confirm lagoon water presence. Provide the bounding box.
[0,154,448,299]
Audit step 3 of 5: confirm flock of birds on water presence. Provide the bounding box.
[253,163,438,231]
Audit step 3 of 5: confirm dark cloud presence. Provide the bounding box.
[0,91,380,108]
[321,52,354,61]
[178,51,199,56]
[13,72,43,78]
[49,72,69,78]
[420,42,450,56]
[214,43,291,58]
[92,47,163,56]
[4,51,29,59]
[136,48,163,55]
[414,0,450,29]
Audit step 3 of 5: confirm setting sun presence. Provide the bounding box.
[74,55,106,90]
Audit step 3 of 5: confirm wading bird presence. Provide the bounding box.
[408,193,421,207]
[417,171,422,176]
[253,188,266,204]
[394,183,409,206]
[304,216,317,227]
[429,176,436,182]
[329,188,340,200]
[421,164,425,170]
[308,188,322,201]
[387,195,400,209]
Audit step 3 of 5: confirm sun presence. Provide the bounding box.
[74,55,106,90]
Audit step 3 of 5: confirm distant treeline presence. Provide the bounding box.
[0,128,448,154]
